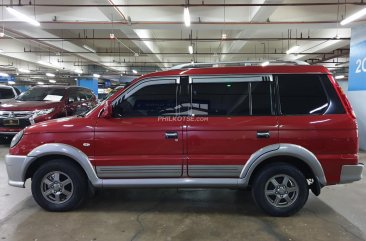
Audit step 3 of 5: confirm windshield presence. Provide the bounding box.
[0,88,15,99]
[16,88,65,101]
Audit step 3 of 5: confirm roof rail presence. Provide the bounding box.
[170,60,309,70]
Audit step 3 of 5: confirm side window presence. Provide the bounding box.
[68,89,79,103]
[112,83,177,118]
[83,89,93,100]
[192,82,250,116]
[191,80,272,116]
[278,74,328,115]
[252,82,272,115]
[77,89,87,102]
[14,87,21,95]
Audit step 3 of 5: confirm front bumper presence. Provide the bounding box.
[339,163,364,184]
[5,154,27,188]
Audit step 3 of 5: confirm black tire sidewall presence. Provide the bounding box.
[31,159,87,211]
[252,163,309,217]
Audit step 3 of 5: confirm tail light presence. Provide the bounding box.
[328,74,356,119]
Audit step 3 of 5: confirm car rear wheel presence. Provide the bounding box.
[251,163,309,217]
[31,159,87,211]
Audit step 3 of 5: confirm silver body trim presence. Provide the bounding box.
[96,165,182,178]
[239,143,328,186]
[102,178,239,188]
[339,164,364,184]
[26,143,102,187]
[5,155,27,187]
[6,143,342,189]
[0,132,19,135]
[188,165,243,177]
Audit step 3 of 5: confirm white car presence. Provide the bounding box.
[0,85,21,102]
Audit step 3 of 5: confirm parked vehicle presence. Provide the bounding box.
[0,85,97,138]
[5,64,363,216]
[0,85,21,102]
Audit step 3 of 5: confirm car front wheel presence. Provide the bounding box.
[31,159,87,211]
[251,163,309,217]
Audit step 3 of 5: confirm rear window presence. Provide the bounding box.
[0,88,15,99]
[278,75,329,115]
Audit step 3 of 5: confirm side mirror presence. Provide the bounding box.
[100,100,112,118]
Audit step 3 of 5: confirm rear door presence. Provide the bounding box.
[276,74,353,184]
[186,75,279,177]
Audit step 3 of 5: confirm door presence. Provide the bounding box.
[186,75,279,177]
[94,78,185,178]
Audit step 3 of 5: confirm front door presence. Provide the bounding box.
[94,77,184,178]
[186,75,279,177]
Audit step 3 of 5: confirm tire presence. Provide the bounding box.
[251,163,309,217]
[31,159,88,211]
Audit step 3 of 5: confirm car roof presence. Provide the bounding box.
[31,85,88,90]
[135,65,331,82]
[0,85,14,89]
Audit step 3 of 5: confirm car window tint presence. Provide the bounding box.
[192,82,250,116]
[252,82,272,115]
[0,88,15,99]
[278,74,328,115]
[113,83,177,118]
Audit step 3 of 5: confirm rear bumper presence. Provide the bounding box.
[339,163,364,184]
[5,154,27,188]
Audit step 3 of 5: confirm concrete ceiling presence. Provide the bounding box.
[0,0,365,84]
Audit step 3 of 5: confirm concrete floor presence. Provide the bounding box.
[0,144,365,241]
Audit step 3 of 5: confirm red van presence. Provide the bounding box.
[5,64,363,216]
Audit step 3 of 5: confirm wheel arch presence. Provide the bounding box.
[240,144,327,187]
[23,143,102,187]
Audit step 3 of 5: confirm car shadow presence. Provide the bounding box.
[2,188,365,241]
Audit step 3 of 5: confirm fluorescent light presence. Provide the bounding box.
[93,73,101,78]
[37,60,63,69]
[188,45,193,54]
[335,75,345,79]
[18,68,30,73]
[222,33,227,39]
[0,72,9,77]
[286,45,300,55]
[6,7,40,27]
[261,61,270,67]
[37,81,44,85]
[74,69,83,74]
[340,8,366,25]
[184,7,191,27]
[49,79,56,83]
[8,80,15,85]
[132,69,138,74]
[82,44,96,53]
[46,73,55,77]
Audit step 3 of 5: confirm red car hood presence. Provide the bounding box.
[26,116,95,134]
[0,99,61,111]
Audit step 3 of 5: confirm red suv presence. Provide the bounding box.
[5,65,363,216]
[0,85,97,138]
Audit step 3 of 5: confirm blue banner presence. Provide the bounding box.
[348,26,366,91]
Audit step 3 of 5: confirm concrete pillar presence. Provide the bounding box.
[77,78,98,98]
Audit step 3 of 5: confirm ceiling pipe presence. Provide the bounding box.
[5,2,365,7]
[24,20,346,25]
[21,50,349,55]
[0,37,351,41]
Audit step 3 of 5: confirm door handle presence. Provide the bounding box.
[165,131,178,139]
[257,131,270,139]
